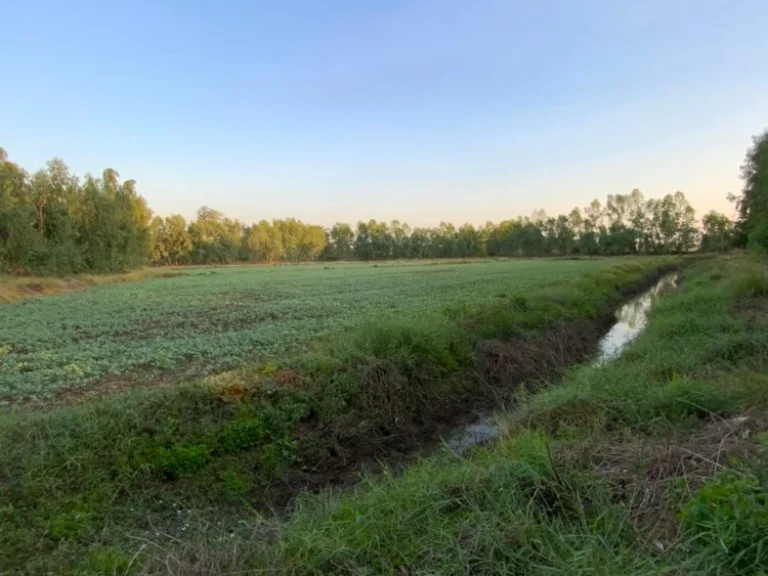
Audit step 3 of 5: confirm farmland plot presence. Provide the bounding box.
[0,259,618,402]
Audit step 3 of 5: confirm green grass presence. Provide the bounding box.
[120,254,765,576]
[0,258,626,403]
[524,259,768,436]
[0,257,681,575]
[258,431,659,576]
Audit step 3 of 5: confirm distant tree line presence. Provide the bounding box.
[324,190,704,260]
[5,134,766,275]
[152,207,327,265]
[147,189,725,265]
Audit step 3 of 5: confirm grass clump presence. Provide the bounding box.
[155,444,212,478]
[733,259,768,298]
[680,468,768,574]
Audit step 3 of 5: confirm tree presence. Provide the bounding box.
[390,220,411,258]
[243,220,277,261]
[327,223,355,260]
[354,220,393,260]
[737,129,768,250]
[188,207,233,264]
[457,223,480,257]
[701,211,734,252]
[152,215,192,264]
[580,199,605,255]
[646,191,698,253]
[297,224,326,261]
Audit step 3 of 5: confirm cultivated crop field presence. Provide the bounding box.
[0,259,620,404]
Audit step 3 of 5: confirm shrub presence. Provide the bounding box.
[218,469,253,498]
[154,444,212,478]
[733,263,768,298]
[221,417,265,452]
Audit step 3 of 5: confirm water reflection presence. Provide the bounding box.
[593,273,678,364]
[446,420,500,454]
[444,272,679,455]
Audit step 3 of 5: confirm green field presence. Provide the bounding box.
[0,255,768,576]
[0,259,619,403]
[0,256,679,574]
[4,254,767,576]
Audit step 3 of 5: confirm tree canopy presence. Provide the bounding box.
[0,148,151,274]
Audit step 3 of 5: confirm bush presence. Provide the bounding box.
[748,221,768,254]
[154,444,212,478]
[733,263,768,298]
[221,416,265,451]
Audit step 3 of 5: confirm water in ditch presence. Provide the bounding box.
[445,272,679,454]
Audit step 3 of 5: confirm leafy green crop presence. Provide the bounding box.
[0,259,619,402]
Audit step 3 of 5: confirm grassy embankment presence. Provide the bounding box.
[144,254,766,576]
[0,258,679,574]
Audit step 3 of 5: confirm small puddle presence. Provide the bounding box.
[444,272,679,454]
[445,420,502,454]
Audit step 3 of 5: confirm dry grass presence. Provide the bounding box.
[562,412,767,545]
[0,268,183,305]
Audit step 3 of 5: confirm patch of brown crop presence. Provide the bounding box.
[5,370,182,411]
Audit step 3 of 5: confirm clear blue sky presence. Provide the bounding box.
[3,0,767,226]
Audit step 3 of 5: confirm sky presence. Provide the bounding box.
[2,0,768,227]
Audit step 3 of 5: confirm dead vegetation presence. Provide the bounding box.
[0,268,183,305]
[561,412,768,546]
[475,320,603,390]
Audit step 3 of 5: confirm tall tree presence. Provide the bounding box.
[152,215,192,264]
[327,223,355,260]
[737,129,768,250]
[701,211,734,252]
